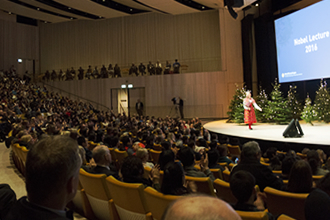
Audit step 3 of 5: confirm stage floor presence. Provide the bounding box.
[204,120,330,146]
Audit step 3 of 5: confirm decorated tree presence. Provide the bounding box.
[227,85,246,123]
[301,94,316,125]
[267,79,290,124]
[287,85,302,119]
[313,79,330,123]
[255,86,269,123]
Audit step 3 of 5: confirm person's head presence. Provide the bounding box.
[162,194,241,220]
[288,160,313,193]
[265,147,277,159]
[307,150,321,175]
[78,145,87,165]
[178,147,195,167]
[246,91,251,98]
[217,144,228,157]
[159,149,175,170]
[25,135,81,209]
[282,156,297,177]
[136,148,149,163]
[240,141,261,162]
[208,149,220,167]
[92,145,112,166]
[77,136,87,148]
[121,156,144,182]
[161,162,185,195]
[230,170,256,203]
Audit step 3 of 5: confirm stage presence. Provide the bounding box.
[204,120,330,153]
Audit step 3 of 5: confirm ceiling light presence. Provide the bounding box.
[202,6,205,9]
[121,85,126,89]
[68,7,71,10]
[130,9,133,11]
[128,84,133,88]
[255,3,259,6]
[37,8,40,10]
[8,12,12,14]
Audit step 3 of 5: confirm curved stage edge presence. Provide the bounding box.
[204,120,330,154]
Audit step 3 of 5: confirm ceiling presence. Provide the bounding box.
[0,0,321,24]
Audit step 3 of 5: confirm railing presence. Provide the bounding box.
[38,82,110,112]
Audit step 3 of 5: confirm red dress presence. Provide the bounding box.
[244,98,257,124]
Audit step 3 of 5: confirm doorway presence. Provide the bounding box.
[111,87,145,116]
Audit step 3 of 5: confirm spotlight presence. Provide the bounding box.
[121,84,126,88]
[18,59,22,63]
[128,84,133,88]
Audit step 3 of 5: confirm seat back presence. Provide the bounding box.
[114,149,128,165]
[222,170,231,182]
[79,169,113,220]
[144,166,152,179]
[264,187,308,220]
[153,144,163,151]
[227,145,241,157]
[235,210,269,220]
[185,176,216,197]
[296,152,307,160]
[149,149,161,164]
[106,176,149,220]
[144,187,181,220]
[210,168,223,180]
[277,214,296,220]
[88,141,99,150]
[213,178,237,204]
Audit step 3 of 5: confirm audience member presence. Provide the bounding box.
[173,59,181,74]
[281,156,297,180]
[86,145,119,179]
[164,61,171,74]
[162,194,241,220]
[161,161,191,195]
[305,173,330,220]
[178,147,215,182]
[120,156,160,190]
[231,141,283,191]
[287,160,313,193]
[308,149,329,175]
[129,63,138,76]
[138,63,146,76]
[0,184,16,219]
[136,148,154,168]
[6,135,81,220]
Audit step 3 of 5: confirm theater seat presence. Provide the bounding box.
[114,149,128,165]
[144,187,181,220]
[222,170,231,182]
[264,187,308,220]
[79,169,118,220]
[210,168,223,180]
[213,179,237,204]
[105,176,152,220]
[185,176,216,197]
[235,210,269,220]
[227,145,241,158]
[149,149,161,164]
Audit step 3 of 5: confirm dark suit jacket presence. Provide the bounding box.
[135,102,143,110]
[89,165,119,179]
[5,197,72,220]
[231,159,283,191]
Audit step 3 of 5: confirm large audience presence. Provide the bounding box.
[1,68,330,220]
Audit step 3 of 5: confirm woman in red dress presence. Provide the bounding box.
[243,91,262,130]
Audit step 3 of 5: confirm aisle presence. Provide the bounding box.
[0,143,26,198]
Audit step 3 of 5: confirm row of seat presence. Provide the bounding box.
[77,169,299,220]
[11,143,303,220]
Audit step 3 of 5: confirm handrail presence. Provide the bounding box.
[39,82,110,112]
[119,103,126,114]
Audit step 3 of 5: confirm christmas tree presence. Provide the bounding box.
[267,79,290,124]
[287,85,302,119]
[313,79,330,123]
[301,94,316,125]
[227,85,246,123]
[255,86,269,123]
